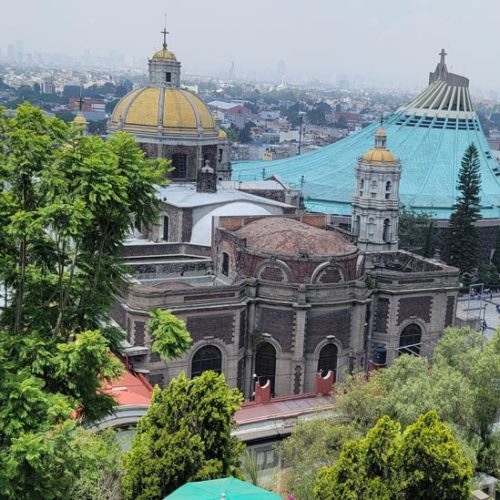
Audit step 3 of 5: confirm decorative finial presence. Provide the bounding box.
[78,85,83,112]
[161,14,169,50]
[439,48,447,65]
[380,114,384,127]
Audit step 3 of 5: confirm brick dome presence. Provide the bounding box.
[236,217,357,257]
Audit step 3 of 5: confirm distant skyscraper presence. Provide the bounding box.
[276,60,286,82]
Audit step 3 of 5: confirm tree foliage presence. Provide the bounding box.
[0,103,166,497]
[333,328,500,476]
[314,411,473,500]
[398,207,438,258]
[447,143,482,274]
[276,419,359,499]
[148,308,192,361]
[122,371,244,499]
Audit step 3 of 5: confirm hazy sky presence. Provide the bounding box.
[2,0,499,91]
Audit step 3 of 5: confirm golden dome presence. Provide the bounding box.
[151,48,176,61]
[218,129,228,140]
[109,87,217,137]
[73,114,87,125]
[362,148,396,163]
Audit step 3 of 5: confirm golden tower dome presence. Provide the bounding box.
[361,127,398,164]
[73,114,88,125]
[109,87,217,138]
[151,48,176,61]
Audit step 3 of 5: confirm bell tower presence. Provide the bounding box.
[351,126,401,252]
[148,26,181,87]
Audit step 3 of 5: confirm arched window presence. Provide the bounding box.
[171,153,187,179]
[368,217,376,237]
[255,342,276,396]
[385,181,392,199]
[399,324,422,356]
[317,343,338,377]
[191,345,222,378]
[353,215,361,236]
[383,219,391,242]
[222,252,230,276]
[370,179,377,199]
[359,179,364,196]
[163,216,169,241]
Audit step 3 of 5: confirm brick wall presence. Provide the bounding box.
[397,296,432,325]
[257,307,295,351]
[134,321,146,345]
[259,265,286,282]
[187,313,235,344]
[306,308,352,353]
[445,296,455,327]
[373,298,389,334]
[316,265,343,283]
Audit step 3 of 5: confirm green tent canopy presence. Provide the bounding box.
[165,477,282,499]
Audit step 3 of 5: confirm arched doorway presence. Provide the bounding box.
[191,345,222,378]
[255,342,276,395]
[399,324,422,356]
[317,343,338,377]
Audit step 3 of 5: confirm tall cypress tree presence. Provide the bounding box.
[447,143,482,275]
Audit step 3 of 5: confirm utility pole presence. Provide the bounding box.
[298,111,306,155]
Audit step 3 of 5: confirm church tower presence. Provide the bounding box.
[148,27,181,87]
[352,126,401,252]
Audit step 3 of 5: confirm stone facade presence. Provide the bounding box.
[114,214,460,400]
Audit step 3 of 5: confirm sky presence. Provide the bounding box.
[2,0,499,92]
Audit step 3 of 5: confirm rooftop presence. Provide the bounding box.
[232,52,500,219]
[236,217,357,257]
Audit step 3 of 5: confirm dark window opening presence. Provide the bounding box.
[255,342,276,396]
[163,216,169,241]
[317,343,338,377]
[222,252,229,276]
[399,324,422,356]
[165,72,171,83]
[191,345,222,378]
[383,219,391,242]
[171,153,187,179]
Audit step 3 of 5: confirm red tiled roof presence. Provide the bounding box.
[102,366,153,406]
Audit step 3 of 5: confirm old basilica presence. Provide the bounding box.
[108,34,460,400]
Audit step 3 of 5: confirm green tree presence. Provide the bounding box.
[0,103,166,497]
[433,327,500,473]
[447,143,482,274]
[314,412,472,500]
[122,371,244,499]
[398,207,438,257]
[147,308,192,361]
[277,419,359,500]
[397,411,473,500]
[238,121,255,143]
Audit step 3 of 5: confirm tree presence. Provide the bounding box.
[238,121,255,143]
[276,419,359,499]
[398,207,438,258]
[122,371,244,499]
[397,411,473,500]
[314,412,472,500]
[433,327,500,473]
[0,103,166,496]
[147,308,192,361]
[447,143,482,274]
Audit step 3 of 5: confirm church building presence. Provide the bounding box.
[113,121,460,400]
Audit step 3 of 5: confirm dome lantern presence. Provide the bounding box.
[148,25,181,87]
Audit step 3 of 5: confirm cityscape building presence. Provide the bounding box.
[233,51,500,221]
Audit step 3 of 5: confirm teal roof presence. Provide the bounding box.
[165,477,281,499]
[232,60,500,219]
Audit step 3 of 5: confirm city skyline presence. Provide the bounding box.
[2,0,500,92]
